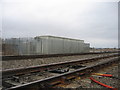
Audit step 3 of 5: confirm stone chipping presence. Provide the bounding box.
[2,53,114,70]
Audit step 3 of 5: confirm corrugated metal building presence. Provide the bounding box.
[3,36,90,55]
[34,35,90,54]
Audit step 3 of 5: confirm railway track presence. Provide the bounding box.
[3,52,119,70]
[2,51,118,61]
[2,53,119,90]
[2,53,118,78]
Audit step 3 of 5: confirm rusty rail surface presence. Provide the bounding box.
[6,57,119,90]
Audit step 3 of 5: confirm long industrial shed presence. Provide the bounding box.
[3,35,90,55]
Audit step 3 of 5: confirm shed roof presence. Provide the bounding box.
[35,35,84,42]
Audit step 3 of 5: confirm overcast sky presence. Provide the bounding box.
[2,0,119,48]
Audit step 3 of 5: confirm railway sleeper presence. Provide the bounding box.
[2,80,18,89]
[3,57,119,89]
[49,68,69,74]
[70,65,86,69]
[47,65,115,88]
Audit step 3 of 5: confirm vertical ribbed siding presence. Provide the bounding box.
[3,36,90,55]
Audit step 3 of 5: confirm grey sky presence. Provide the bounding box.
[2,0,118,48]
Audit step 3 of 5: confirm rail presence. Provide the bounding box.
[2,51,119,60]
[2,54,119,78]
[7,57,119,90]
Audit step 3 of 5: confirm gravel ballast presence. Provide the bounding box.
[2,53,115,70]
[64,63,119,89]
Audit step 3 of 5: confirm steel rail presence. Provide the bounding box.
[1,51,119,60]
[6,57,119,90]
[2,54,119,79]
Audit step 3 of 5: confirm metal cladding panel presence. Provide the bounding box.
[4,36,90,55]
[52,37,64,54]
[70,40,77,53]
[63,39,71,54]
[77,42,82,53]
[25,42,30,55]
[39,36,88,54]
[14,38,37,55]
[29,40,37,55]
[75,41,80,53]
[78,42,81,53]
[5,38,18,45]
[5,38,22,55]
[39,36,55,54]
[83,43,90,53]
[41,37,51,54]
[70,40,73,53]
[63,39,84,54]
[77,41,81,53]
[35,38,42,55]
[75,41,79,53]
[63,39,78,54]
[3,39,18,55]
[86,43,90,52]
[46,37,53,54]
[80,43,85,53]
[42,37,64,54]
[19,42,26,55]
